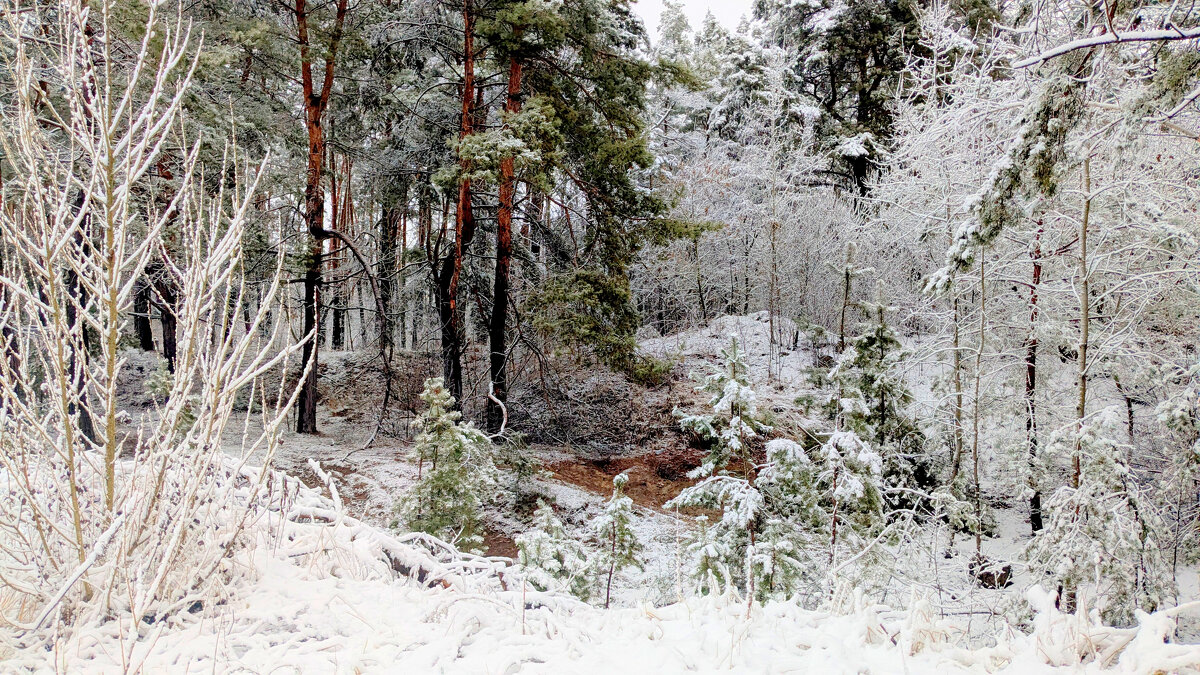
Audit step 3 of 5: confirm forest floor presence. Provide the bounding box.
[195,313,1199,632]
[73,313,1199,673]
[30,467,1197,673]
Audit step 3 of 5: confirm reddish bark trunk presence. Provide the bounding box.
[436,0,478,407]
[487,55,522,433]
[294,0,347,433]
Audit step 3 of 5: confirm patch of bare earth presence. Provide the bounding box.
[546,444,707,510]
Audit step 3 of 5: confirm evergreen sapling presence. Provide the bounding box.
[593,472,643,608]
[1024,409,1172,625]
[394,378,497,552]
[516,499,594,601]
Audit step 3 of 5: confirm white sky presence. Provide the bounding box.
[633,0,754,38]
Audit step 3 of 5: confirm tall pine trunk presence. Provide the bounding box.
[294,0,347,433]
[379,201,399,352]
[65,207,96,445]
[298,245,322,433]
[1025,227,1044,533]
[133,280,155,351]
[154,272,178,373]
[296,1,325,432]
[436,0,478,407]
[487,54,522,433]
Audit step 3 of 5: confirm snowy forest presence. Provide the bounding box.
[2,0,1200,670]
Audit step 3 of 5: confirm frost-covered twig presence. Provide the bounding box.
[27,512,126,633]
[1013,26,1200,68]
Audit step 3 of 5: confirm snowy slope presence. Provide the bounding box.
[8,465,1199,674]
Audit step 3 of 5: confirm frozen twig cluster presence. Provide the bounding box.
[0,0,301,657]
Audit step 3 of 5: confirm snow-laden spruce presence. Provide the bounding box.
[669,335,887,602]
[1025,409,1173,626]
[593,472,643,608]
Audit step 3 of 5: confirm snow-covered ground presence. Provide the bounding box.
[19,318,1194,672]
[11,466,1200,673]
[641,311,816,397]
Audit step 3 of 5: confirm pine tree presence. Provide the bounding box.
[678,335,771,478]
[754,0,925,193]
[753,438,824,596]
[1024,409,1172,625]
[669,338,828,602]
[826,282,933,513]
[516,500,594,600]
[593,472,643,608]
[394,378,497,552]
[817,430,884,563]
[667,473,763,597]
[1157,360,1200,579]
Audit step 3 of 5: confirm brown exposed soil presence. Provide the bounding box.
[290,460,369,503]
[546,444,708,510]
[481,529,519,558]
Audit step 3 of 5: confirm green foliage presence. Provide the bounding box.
[145,360,198,431]
[756,0,927,190]
[668,436,834,602]
[495,434,550,517]
[516,500,594,600]
[1155,361,1200,566]
[529,270,641,369]
[453,95,564,186]
[667,475,763,596]
[677,336,771,477]
[394,378,497,553]
[145,360,175,401]
[930,485,977,534]
[824,285,934,513]
[1024,410,1173,626]
[593,472,643,605]
[667,341,843,602]
[627,354,675,387]
[479,0,569,57]
[817,431,885,532]
[933,70,1087,282]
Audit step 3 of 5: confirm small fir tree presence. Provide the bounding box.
[669,340,830,602]
[826,282,934,514]
[516,500,594,600]
[1156,360,1200,575]
[593,472,643,608]
[667,474,764,597]
[394,378,497,553]
[817,431,884,563]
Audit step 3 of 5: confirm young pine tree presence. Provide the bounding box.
[1024,409,1172,625]
[394,378,497,552]
[817,431,885,564]
[751,438,824,597]
[593,472,643,608]
[1156,360,1200,580]
[827,282,933,513]
[516,500,594,601]
[678,335,771,478]
[669,338,824,602]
